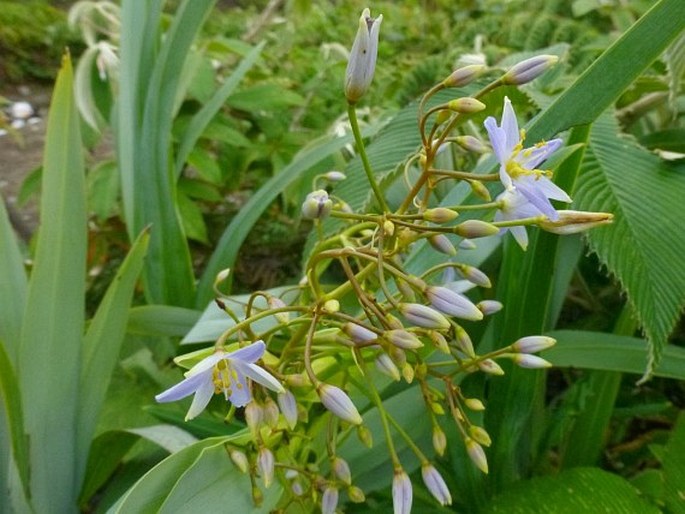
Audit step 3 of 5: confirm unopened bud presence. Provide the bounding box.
[455,325,475,356]
[263,397,280,428]
[538,210,613,235]
[512,335,556,353]
[447,97,486,113]
[435,110,451,125]
[399,303,451,330]
[267,296,291,324]
[322,486,339,514]
[477,300,503,315]
[332,457,352,485]
[453,219,499,238]
[318,384,363,425]
[502,54,559,85]
[428,234,457,256]
[478,358,504,375]
[421,464,452,506]
[459,238,477,250]
[433,426,447,456]
[429,400,443,415]
[257,447,275,487]
[456,135,487,154]
[426,286,483,321]
[229,449,249,474]
[302,190,333,219]
[214,267,231,286]
[468,179,491,201]
[458,264,492,288]
[292,480,304,496]
[423,208,459,223]
[348,485,366,503]
[323,299,340,313]
[375,352,401,381]
[325,170,347,182]
[386,329,423,349]
[464,398,485,411]
[466,438,489,473]
[512,353,552,369]
[469,426,492,447]
[245,402,263,438]
[429,331,450,354]
[397,279,416,301]
[392,470,413,514]
[389,346,407,368]
[278,390,298,429]
[286,373,307,387]
[383,219,395,236]
[345,8,383,103]
[443,64,487,87]
[343,322,378,344]
[386,314,405,330]
[402,363,415,383]
[357,425,373,447]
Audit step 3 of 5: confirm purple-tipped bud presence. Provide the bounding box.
[257,447,275,487]
[443,64,487,87]
[325,170,347,182]
[512,354,552,369]
[229,449,249,474]
[277,390,298,429]
[333,457,352,485]
[469,426,492,447]
[345,8,383,103]
[318,384,363,425]
[428,233,456,255]
[456,135,488,154]
[292,480,304,496]
[375,352,401,381]
[478,358,504,375]
[464,398,485,411]
[263,397,280,428]
[447,97,486,113]
[245,402,263,438]
[392,470,413,514]
[455,326,475,356]
[512,335,556,353]
[343,322,378,344]
[302,190,333,219]
[469,179,492,201]
[322,486,339,514]
[466,438,489,473]
[454,219,499,238]
[348,485,366,503]
[421,465,452,506]
[426,286,483,321]
[399,303,451,330]
[429,331,450,354]
[423,208,459,223]
[502,54,559,85]
[389,346,407,368]
[433,426,447,456]
[386,329,424,349]
[458,264,492,288]
[477,300,503,315]
[357,425,373,448]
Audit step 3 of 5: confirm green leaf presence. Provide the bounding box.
[662,412,685,513]
[482,467,660,513]
[174,41,264,175]
[226,83,304,111]
[126,424,198,453]
[665,32,685,110]
[127,305,201,338]
[0,199,27,361]
[574,115,685,377]
[77,229,150,483]
[18,54,86,513]
[87,160,120,221]
[186,147,223,184]
[177,191,209,244]
[544,330,685,379]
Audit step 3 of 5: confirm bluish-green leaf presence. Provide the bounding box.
[127,305,201,338]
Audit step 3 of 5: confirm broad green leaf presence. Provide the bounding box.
[665,32,685,110]
[226,83,305,111]
[177,191,209,244]
[76,229,150,484]
[0,199,27,361]
[482,467,660,513]
[662,412,685,513]
[544,330,685,379]
[574,115,685,376]
[174,41,264,175]
[18,54,86,513]
[126,424,198,453]
[127,305,201,338]
[87,160,120,221]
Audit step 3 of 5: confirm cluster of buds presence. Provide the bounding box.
[158,7,613,513]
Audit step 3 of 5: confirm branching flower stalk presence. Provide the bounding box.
[156,8,614,513]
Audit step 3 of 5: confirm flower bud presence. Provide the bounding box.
[323,299,340,313]
[478,358,504,375]
[464,398,485,411]
[512,353,552,369]
[302,190,333,219]
[428,234,457,256]
[428,331,450,354]
[456,135,487,154]
[245,402,264,438]
[332,457,352,485]
[426,286,483,321]
[229,449,249,474]
[399,303,451,330]
[453,219,499,238]
[325,170,347,182]
[466,438,489,473]
[443,64,487,87]
[345,8,383,103]
[257,447,275,487]
[343,322,378,344]
[423,208,459,223]
[386,329,423,349]
[392,470,413,514]
[433,426,447,456]
[468,179,492,201]
[502,54,559,85]
[389,346,407,368]
[459,238,477,250]
[421,464,452,506]
[357,425,373,447]
[278,390,298,429]
[322,486,339,514]
[263,397,280,428]
[447,97,486,113]
[292,480,304,496]
[455,325,475,356]
[402,363,415,383]
[469,426,492,447]
[286,373,307,387]
[375,352,401,381]
[318,384,363,425]
[267,296,291,324]
[511,335,556,353]
[383,219,396,236]
[458,264,492,288]
[397,279,416,302]
[538,210,613,235]
[348,485,366,503]
[477,300,503,315]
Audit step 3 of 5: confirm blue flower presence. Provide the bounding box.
[484,97,571,220]
[155,341,284,420]
[494,189,544,250]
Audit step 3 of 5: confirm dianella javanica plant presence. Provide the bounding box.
[153,8,614,513]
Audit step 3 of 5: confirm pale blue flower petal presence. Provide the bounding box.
[509,225,529,250]
[501,97,519,154]
[227,370,251,407]
[516,138,562,169]
[228,340,266,364]
[233,360,285,394]
[516,179,559,218]
[534,176,572,203]
[155,370,211,403]
[186,376,215,420]
[185,352,227,378]
[484,117,507,163]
